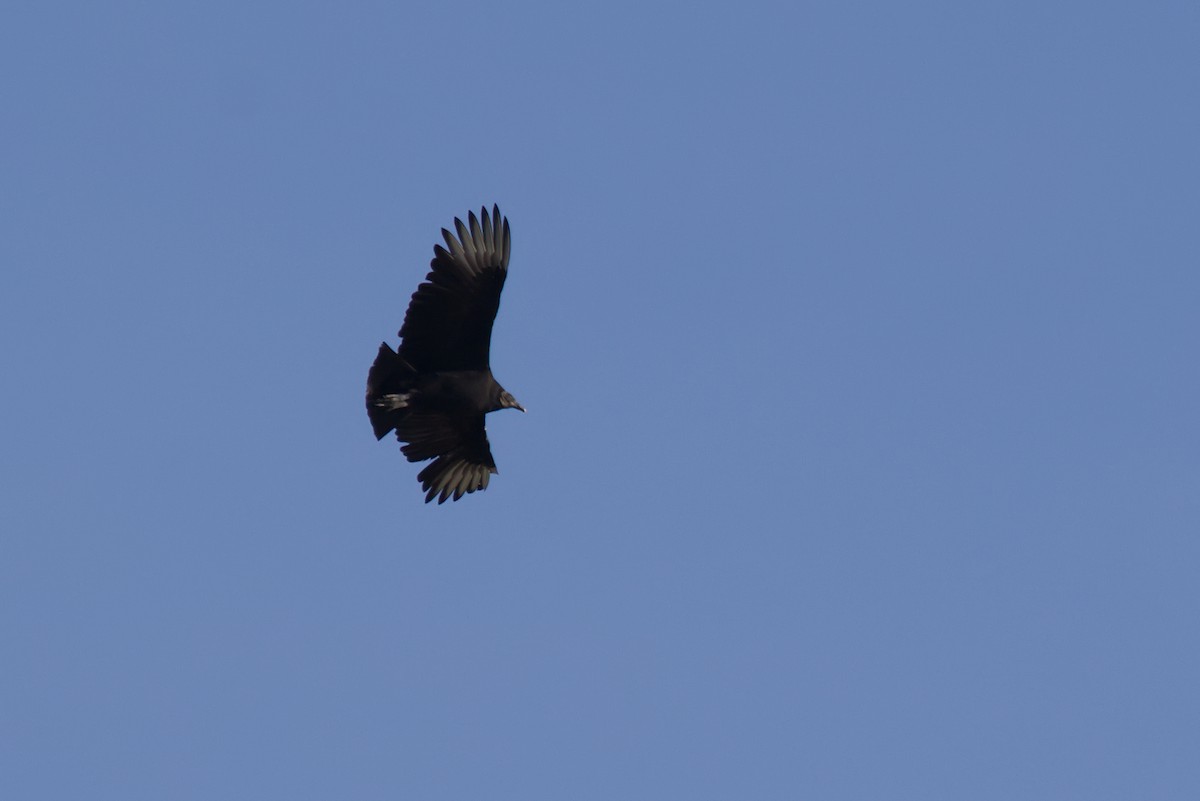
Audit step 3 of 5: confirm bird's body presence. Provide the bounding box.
[367,205,523,503]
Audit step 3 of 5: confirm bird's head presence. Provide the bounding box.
[498,390,526,413]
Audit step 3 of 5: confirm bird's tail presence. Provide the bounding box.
[365,342,416,440]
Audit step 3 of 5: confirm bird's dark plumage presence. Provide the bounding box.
[366,205,524,503]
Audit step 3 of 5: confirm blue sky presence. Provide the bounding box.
[3,1,1198,798]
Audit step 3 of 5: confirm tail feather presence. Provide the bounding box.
[365,342,415,440]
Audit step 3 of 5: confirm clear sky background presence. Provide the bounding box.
[3,2,1198,799]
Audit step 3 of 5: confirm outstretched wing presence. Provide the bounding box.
[396,410,497,504]
[398,205,511,373]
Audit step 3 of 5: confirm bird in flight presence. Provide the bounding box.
[366,205,525,503]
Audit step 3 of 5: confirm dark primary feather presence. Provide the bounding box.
[366,205,522,503]
[398,207,511,373]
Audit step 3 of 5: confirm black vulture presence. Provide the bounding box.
[366,205,524,503]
